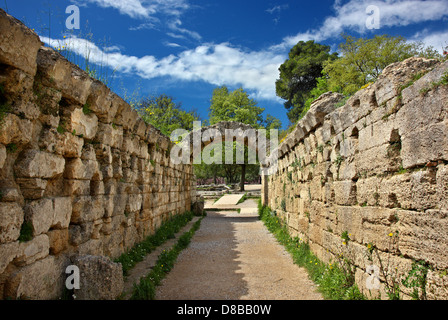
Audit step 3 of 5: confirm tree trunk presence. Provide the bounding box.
[240,163,246,192]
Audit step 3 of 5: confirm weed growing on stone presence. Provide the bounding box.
[402,260,430,300]
[18,221,33,242]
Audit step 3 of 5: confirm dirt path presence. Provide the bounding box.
[155,209,323,300]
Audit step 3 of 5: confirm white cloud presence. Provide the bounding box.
[77,0,201,40]
[41,36,284,101]
[276,0,448,50]
[266,4,289,15]
[411,29,448,52]
[45,0,448,102]
[167,19,202,41]
[75,0,190,19]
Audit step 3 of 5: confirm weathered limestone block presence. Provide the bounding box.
[353,143,391,176]
[71,255,123,300]
[426,270,448,300]
[24,197,72,236]
[114,102,139,131]
[64,179,90,196]
[71,196,105,224]
[47,229,69,255]
[86,80,115,121]
[398,209,448,269]
[437,164,448,210]
[0,241,19,274]
[0,68,37,119]
[361,207,399,252]
[0,9,42,76]
[36,47,92,105]
[96,123,123,149]
[5,255,65,300]
[64,158,100,180]
[302,92,343,132]
[102,232,124,258]
[0,144,6,169]
[356,176,381,206]
[14,234,49,266]
[77,239,103,256]
[358,117,398,152]
[69,223,93,246]
[125,193,143,213]
[333,180,357,206]
[0,113,33,145]
[0,202,24,243]
[400,120,448,169]
[374,57,438,106]
[380,170,437,211]
[14,149,65,179]
[334,206,363,243]
[401,59,448,105]
[39,129,84,158]
[69,107,98,140]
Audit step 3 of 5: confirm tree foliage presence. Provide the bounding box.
[137,94,200,136]
[275,40,338,123]
[323,34,442,96]
[209,86,265,126]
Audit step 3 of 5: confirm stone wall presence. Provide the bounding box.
[0,10,195,299]
[263,56,448,299]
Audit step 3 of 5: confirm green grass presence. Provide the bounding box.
[130,217,203,300]
[257,200,365,300]
[115,211,195,276]
[18,221,34,242]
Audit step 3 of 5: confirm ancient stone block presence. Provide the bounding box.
[39,129,84,158]
[14,149,65,179]
[96,123,123,149]
[47,229,69,255]
[64,158,100,180]
[71,196,105,224]
[24,197,72,236]
[36,47,92,105]
[14,234,49,266]
[0,113,33,145]
[400,120,448,169]
[380,170,437,211]
[71,255,123,300]
[69,107,98,140]
[0,144,5,169]
[0,241,19,274]
[5,255,65,300]
[333,180,357,206]
[0,9,42,76]
[426,270,448,300]
[0,202,24,243]
[398,209,448,269]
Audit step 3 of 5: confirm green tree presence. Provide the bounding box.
[323,34,442,96]
[209,86,265,126]
[206,86,281,191]
[137,94,200,136]
[275,40,338,123]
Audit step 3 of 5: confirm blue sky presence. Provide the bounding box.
[2,0,448,128]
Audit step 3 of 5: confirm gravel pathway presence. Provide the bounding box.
[155,209,323,300]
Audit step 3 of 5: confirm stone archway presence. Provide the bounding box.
[170,121,278,192]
